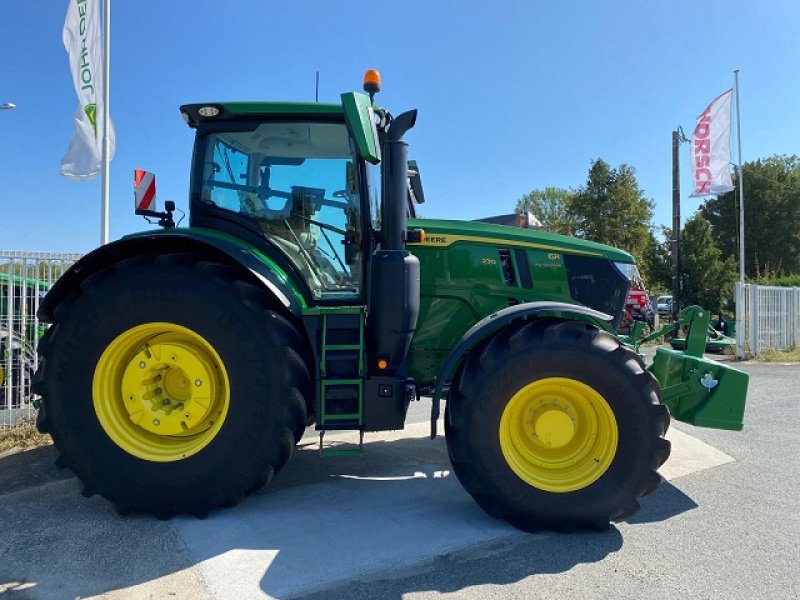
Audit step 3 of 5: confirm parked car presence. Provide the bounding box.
[657,295,674,316]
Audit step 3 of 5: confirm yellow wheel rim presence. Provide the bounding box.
[499,377,618,493]
[93,323,230,462]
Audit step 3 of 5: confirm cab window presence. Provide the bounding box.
[200,122,362,301]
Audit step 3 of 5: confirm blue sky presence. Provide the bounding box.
[1,0,798,253]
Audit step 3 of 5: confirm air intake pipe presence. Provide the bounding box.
[380,109,417,250]
[368,108,420,374]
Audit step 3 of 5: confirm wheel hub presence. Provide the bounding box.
[499,377,618,492]
[531,408,575,449]
[121,338,217,436]
[93,323,230,462]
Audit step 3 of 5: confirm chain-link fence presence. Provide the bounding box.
[1,251,82,427]
[738,283,800,355]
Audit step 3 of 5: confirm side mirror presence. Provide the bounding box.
[408,160,425,205]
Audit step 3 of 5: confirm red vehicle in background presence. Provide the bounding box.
[617,263,655,333]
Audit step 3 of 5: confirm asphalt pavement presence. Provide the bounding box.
[0,358,797,600]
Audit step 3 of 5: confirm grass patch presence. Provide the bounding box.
[0,418,51,454]
[755,347,800,363]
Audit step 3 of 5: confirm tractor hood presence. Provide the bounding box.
[407,218,634,263]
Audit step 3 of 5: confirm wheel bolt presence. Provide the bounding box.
[194,379,202,387]
[153,419,160,426]
[139,361,146,369]
[155,388,163,395]
[162,398,170,405]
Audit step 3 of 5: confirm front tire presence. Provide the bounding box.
[35,253,311,517]
[445,319,670,531]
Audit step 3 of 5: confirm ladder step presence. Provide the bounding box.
[318,309,365,428]
[319,430,363,457]
[320,448,362,457]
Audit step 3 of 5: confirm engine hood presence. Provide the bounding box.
[407,218,634,263]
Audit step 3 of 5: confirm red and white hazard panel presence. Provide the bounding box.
[134,169,156,212]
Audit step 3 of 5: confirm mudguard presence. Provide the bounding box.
[429,301,614,437]
[37,228,306,323]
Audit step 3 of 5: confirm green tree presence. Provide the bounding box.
[700,155,800,278]
[639,227,672,293]
[570,159,655,261]
[679,213,736,312]
[515,187,577,235]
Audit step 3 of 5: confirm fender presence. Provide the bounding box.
[429,301,614,437]
[38,229,306,322]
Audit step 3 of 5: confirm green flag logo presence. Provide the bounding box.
[84,103,98,137]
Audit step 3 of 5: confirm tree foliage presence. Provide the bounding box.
[639,226,672,293]
[515,187,577,235]
[570,159,655,261]
[700,155,800,278]
[679,213,736,312]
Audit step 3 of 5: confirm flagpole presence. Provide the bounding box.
[100,0,111,244]
[734,69,746,358]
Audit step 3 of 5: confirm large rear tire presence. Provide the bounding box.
[445,319,670,532]
[35,253,310,517]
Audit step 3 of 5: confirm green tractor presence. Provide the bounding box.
[34,72,748,530]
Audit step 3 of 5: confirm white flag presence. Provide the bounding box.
[690,89,734,197]
[60,0,115,179]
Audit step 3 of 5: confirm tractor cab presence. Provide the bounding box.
[187,118,365,301]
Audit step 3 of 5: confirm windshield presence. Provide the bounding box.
[614,261,645,290]
[199,122,363,300]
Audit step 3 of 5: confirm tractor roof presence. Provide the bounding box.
[180,101,343,128]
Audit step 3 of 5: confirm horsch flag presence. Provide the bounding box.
[690,89,734,197]
[60,0,115,179]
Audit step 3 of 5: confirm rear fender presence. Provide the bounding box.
[38,229,307,323]
[429,302,614,437]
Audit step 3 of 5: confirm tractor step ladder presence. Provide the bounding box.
[317,308,365,456]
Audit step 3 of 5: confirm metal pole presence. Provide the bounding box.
[100,0,111,245]
[734,69,746,358]
[671,130,681,317]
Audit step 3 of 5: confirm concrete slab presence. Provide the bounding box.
[172,420,733,599]
[175,423,525,599]
[660,427,734,481]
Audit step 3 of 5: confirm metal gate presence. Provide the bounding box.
[1,251,82,426]
[737,283,800,355]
